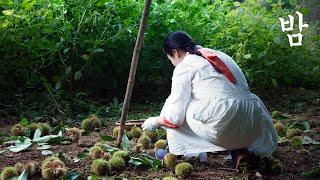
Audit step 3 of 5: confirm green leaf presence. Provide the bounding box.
[81,54,90,61]
[266,60,276,66]
[63,48,70,54]
[298,7,310,16]
[302,136,320,145]
[233,2,241,6]
[21,0,36,11]
[33,128,42,140]
[73,151,88,162]
[74,70,82,81]
[63,171,81,180]
[244,54,251,59]
[19,118,28,127]
[302,121,310,131]
[37,144,52,150]
[130,154,162,170]
[100,135,114,141]
[93,48,104,53]
[8,139,32,152]
[120,133,131,151]
[55,82,61,90]
[87,175,99,180]
[96,0,108,7]
[2,9,14,16]
[151,159,162,170]
[18,169,28,180]
[139,154,154,167]
[301,166,320,178]
[266,0,273,4]
[97,143,119,153]
[289,0,297,6]
[33,131,62,143]
[1,19,10,28]
[274,36,281,45]
[129,157,143,166]
[271,79,278,87]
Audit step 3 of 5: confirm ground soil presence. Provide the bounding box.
[0,88,319,179]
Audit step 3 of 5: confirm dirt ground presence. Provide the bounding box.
[0,88,319,179]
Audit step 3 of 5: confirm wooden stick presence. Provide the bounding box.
[116,0,152,147]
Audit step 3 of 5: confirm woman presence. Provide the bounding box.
[142,31,278,169]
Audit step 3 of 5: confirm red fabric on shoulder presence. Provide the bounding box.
[162,117,179,128]
[198,49,236,84]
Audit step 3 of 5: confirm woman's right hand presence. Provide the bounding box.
[142,117,161,131]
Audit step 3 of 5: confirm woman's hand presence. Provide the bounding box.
[142,117,161,131]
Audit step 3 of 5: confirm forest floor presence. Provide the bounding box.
[0,87,319,179]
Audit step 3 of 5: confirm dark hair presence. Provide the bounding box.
[163,31,202,57]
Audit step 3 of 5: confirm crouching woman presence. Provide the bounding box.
[142,31,278,169]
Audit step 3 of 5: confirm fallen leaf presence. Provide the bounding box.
[302,136,320,145]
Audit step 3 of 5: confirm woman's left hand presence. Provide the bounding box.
[142,117,161,131]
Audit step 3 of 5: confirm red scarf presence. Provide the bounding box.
[198,49,236,84]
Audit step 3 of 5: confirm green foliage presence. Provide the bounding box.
[204,0,320,88]
[128,154,162,170]
[120,132,131,151]
[271,159,284,174]
[271,147,281,159]
[301,165,320,178]
[0,0,319,117]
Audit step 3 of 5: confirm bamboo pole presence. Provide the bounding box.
[116,0,152,147]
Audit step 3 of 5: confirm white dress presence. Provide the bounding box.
[159,48,278,156]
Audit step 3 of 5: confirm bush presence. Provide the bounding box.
[0,0,318,116]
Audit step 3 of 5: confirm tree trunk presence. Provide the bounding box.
[116,0,152,147]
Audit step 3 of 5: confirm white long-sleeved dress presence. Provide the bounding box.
[159,48,278,156]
